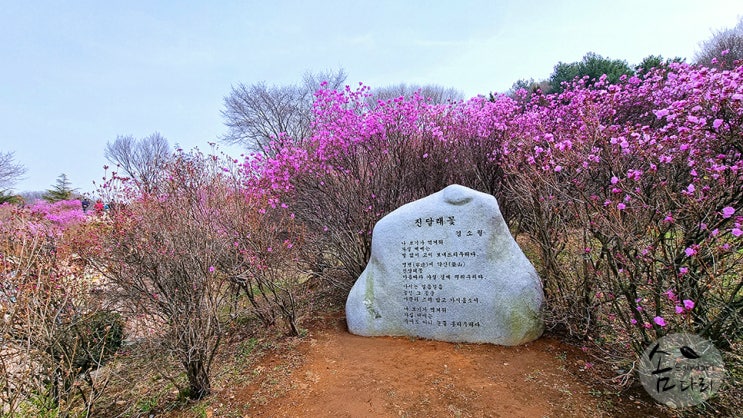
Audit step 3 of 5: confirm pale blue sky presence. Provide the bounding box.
[2,0,742,194]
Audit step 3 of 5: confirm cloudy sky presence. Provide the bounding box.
[2,0,742,194]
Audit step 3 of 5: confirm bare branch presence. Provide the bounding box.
[221,68,348,155]
[0,151,27,191]
[694,17,743,69]
[104,133,171,192]
[366,83,464,107]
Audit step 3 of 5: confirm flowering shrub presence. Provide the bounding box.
[0,201,117,415]
[93,151,242,399]
[244,86,519,283]
[499,65,742,355]
[29,199,87,228]
[247,63,741,370]
[219,162,308,335]
[93,149,309,399]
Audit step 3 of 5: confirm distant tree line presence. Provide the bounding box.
[506,17,743,98]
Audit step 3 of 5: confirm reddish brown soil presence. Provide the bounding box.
[216,312,667,418]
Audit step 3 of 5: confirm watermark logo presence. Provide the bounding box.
[638,333,725,408]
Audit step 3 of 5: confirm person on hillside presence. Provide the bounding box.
[81,197,90,213]
[94,199,104,215]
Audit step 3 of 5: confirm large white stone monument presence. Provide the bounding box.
[346,185,544,345]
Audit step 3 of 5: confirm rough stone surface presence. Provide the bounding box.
[346,184,544,345]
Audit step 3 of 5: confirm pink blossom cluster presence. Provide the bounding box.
[29,199,87,229]
[238,62,742,346]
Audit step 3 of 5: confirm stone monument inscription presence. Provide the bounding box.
[345,184,544,345]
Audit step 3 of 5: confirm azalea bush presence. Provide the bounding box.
[220,161,309,335]
[501,65,743,356]
[92,151,242,399]
[92,149,309,400]
[246,87,518,286]
[248,63,741,374]
[0,201,119,416]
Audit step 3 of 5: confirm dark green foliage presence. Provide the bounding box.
[49,310,124,395]
[509,78,536,92]
[504,78,551,105]
[0,190,22,204]
[42,173,77,202]
[62,311,124,372]
[549,52,633,92]
[634,55,684,74]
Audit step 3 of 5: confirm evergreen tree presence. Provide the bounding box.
[0,190,22,204]
[42,174,77,202]
[634,55,684,74]
[549,52,633,93]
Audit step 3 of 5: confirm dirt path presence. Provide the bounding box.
[227,312,665,418]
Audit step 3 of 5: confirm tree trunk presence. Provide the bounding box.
[185,359,210,399]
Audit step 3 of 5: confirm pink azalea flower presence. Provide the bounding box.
[722,206,735,218]
[209,266,215,273]
[617,203,626,210]
[653,109,669,118]
[653,316,667,327]
[630,319,638,325]
[732,228,743,237]
[675,306,684,314]
[683,299,695,310]
[685,247,697,257]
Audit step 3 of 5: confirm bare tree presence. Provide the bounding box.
[694,17,743,69]
[221,68,347,155]
[366,83,464,107]
[0,151,26,191]
[104,132,170,192]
